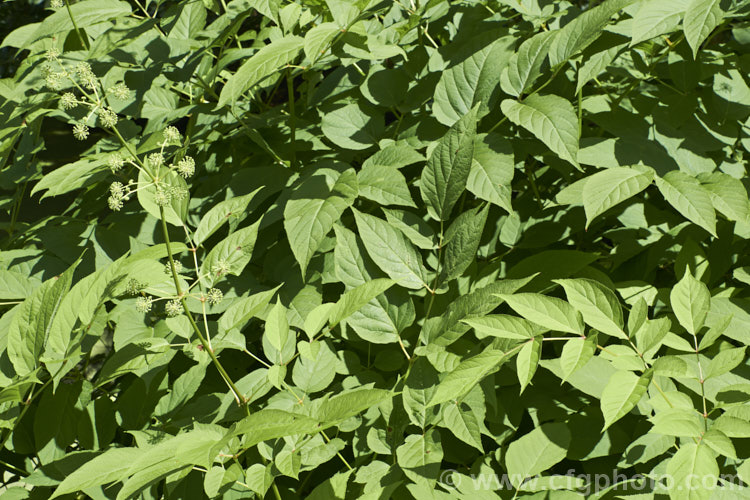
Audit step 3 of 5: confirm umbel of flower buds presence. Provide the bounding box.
[176,156,195,178]
[73,123,89,141]
[135,296,153,313]
[165,299,182,317]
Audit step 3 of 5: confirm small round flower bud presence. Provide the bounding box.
[154,188,171,207]
[45,72,63,90]
[169,186,188,201]
[45,47,60,61]
[51,0,64,8]
[125,278,145,295]
[176,156,195,178]
[164,260,183,276]
[135,296,153,313]
[148,153,164,168]
[60,92,77,110]
[110,181,125,197]
[207,288,223,305]
[98,108,118,129]
[213,259,231,277]
[108,154,125,172]
[108,195,123,211]
[108,83,130,100]
[165,299,182,317]
[163,126,182,144]
[73,123,89,141]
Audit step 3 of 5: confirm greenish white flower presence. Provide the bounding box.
[163,126,182,144]
[176,156,195,178]
[109,83,130,100]
[165,299,182,317]
[60,92,77,110]
[125,278,145,295]
[207,288,223,305]
[45,47,60,61]
[135,296,153,313]
[72,123,89,141]
[51,0,63,7]
[148,152,165,168]
[213,259,231,277]
[108,154,125,172]
[154,188,171,206]
[98,108,118,129]
[164,260,183,276]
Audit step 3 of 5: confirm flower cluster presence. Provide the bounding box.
[135,296,153,313]
[207,288,223,305]
[108,181,131,211]
[176,156,195,178]
[165,300,183,317]
[164,260,183,276]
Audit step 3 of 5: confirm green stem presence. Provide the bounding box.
[63,0,90,50]
[286,69,297,170]
[158,206,249,414]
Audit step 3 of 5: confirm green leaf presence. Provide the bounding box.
[200,220,261,287]
[219,35,304,107]
[357,164,415,207]
[218,287,280,333]
[316,388,392,423]
[433,35,514,125]
[442,402,483,451]
[396,429,443,487]
[265,301,289,354]
[304,22,339,63]
[547,0,634,66]
[333,225,413,344]
[683,0,723,58]
[705,347,745,379]
[284,168,358,277]
[666,443,718,500]
[425,276,536,346]
[321,103,384,150]
[193,188,262,246]
[698,171,750,223]
[419,106,479,221]
[352,209,428,290]
[0,270,41,300]
[229,409,323,446]
[499,293,585,335]
[505,423,571,488]
[516,337,542,393]
[655,170,717,237]
[582,167,654,228]
[50,448,142,498]
[440,204,489,283]
[500,30,556,97]
[670,270,710,335]
[462,314,543,340]
[429,348,510,406]
[501,95,580,169]
[601,369,652,430]
[631,0,685,45]
[328,278,395,328]
[554,278,626,339]
[26,0,132,46]
[8,258,80,376]
[466,134,514,213]
[559,334,597,382]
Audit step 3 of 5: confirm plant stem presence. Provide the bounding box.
[63,0,89,50]
[158,206,248,413]
[286,68,297,170]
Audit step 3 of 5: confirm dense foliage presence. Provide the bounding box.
[2,0,750,498]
